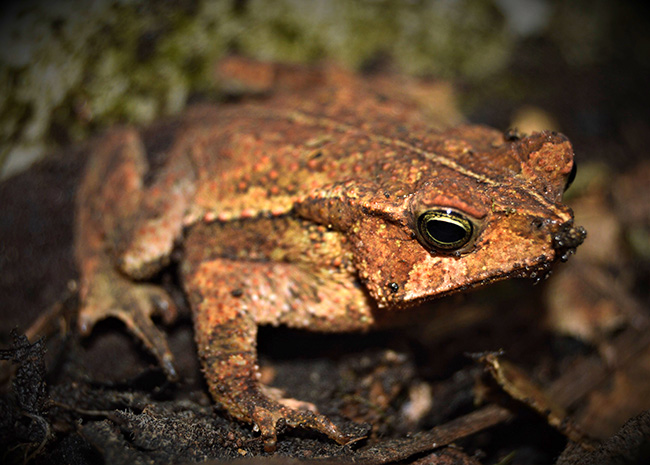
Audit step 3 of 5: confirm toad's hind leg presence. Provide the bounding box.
[184,259,369,451]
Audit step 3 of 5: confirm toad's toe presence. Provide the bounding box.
[78,270,178,380]
[248,398,362,452]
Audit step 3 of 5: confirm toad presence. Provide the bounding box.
[75,61,585,450]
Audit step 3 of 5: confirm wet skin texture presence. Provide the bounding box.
[75,64,585,451]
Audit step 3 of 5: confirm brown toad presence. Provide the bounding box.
[75,61,585,450]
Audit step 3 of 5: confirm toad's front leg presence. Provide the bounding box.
[184,259,364,451]
[75,128,195,378]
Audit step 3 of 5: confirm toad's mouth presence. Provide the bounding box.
[387,260,552,311]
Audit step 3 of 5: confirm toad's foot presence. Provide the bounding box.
[230,386,361,452]
[77,267,178,379]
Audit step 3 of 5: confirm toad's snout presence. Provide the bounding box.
[552,222,587,262]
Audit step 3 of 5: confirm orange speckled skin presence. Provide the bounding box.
[75,61,585,450]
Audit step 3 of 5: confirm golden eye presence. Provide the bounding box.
[416,209,475,252]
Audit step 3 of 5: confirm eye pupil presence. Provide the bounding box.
[426,218,468,245]
[416,210,474,252]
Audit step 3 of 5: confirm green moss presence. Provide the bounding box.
[1,0,514,177]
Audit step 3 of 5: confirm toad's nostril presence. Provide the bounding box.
[531,218,545,230]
